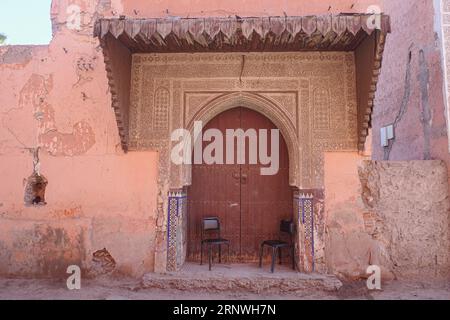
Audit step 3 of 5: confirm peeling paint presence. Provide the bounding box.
[15,73,96,156]
[39,121,96,156]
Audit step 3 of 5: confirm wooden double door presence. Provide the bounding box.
[187,107,293,262]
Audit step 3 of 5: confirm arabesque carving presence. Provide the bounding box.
[130,52,358,190]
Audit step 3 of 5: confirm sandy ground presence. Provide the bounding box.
[0,276,449,300]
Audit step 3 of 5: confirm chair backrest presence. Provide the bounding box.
[202,217,221,240]
[280,220,295,235]
[203,217,220,231]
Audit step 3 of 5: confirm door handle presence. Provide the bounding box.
[241,174,248,184]
[229,203,239,208]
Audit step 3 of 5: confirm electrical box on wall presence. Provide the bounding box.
[381,125,395,147]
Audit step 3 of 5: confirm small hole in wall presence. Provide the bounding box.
[92,248,116,275]
[24,172,48,206]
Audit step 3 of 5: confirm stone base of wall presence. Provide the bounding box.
[0,217,90,278]
[0,215,156,278]
[324,153,450,281]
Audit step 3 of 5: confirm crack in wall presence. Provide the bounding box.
[30,147,41,175]
[384,47,414,160]
[0,72,52,156]
[418,49,432,160]
[383,47,433,161]
[239,55,245,84]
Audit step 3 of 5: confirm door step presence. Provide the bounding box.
[139,263,342,294]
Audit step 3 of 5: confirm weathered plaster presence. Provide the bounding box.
[120,0,382,18]
[325,153,450,280]
[0,0,163,277]
[0,152,159,277]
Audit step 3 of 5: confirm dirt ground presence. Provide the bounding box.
[0,276,449,300]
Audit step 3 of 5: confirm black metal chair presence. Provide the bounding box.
[259,220,296,273]
[200,217,230,271]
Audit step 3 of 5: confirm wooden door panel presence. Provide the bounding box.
[187,165,241,260]
[240,108,293,261]
[187,107,292,262]
[187,108,241,261]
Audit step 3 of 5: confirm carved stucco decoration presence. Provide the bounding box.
[129,52,358,190]
[97,15,391,156]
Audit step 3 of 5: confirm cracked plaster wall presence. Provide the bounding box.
[324,152,450,281]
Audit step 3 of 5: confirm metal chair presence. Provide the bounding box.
[259,220,296,273]
[200,217,230,271]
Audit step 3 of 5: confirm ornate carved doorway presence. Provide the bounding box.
[187,107,293,262]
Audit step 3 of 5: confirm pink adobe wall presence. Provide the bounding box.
[120,0,382,18]
[0,1,164,277]
[48,0,383,30]
[323,152,380,279]
[372,0,450,180]
[0,152,159,276]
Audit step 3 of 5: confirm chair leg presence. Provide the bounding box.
[279,247,282,265]
[228,243,230,263]
[219,244,222,263]
[208,245,212,271]
[291,246,296,270]
[200,242,203,265]
[259,244,264,268]
[271,247,277,273]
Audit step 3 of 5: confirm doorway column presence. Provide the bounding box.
[167,189,188,272]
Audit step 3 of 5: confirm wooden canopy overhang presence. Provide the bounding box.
[94,15,391,151]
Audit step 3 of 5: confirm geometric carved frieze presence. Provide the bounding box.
[313,87,331,131]
[153,86,170,132]
[130,52,358,189]
[184,92,222,127]
[261,92,298,129]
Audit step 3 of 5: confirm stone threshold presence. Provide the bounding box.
[139,263,342,294]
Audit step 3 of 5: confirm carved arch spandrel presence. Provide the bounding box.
[172,92,301,189]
